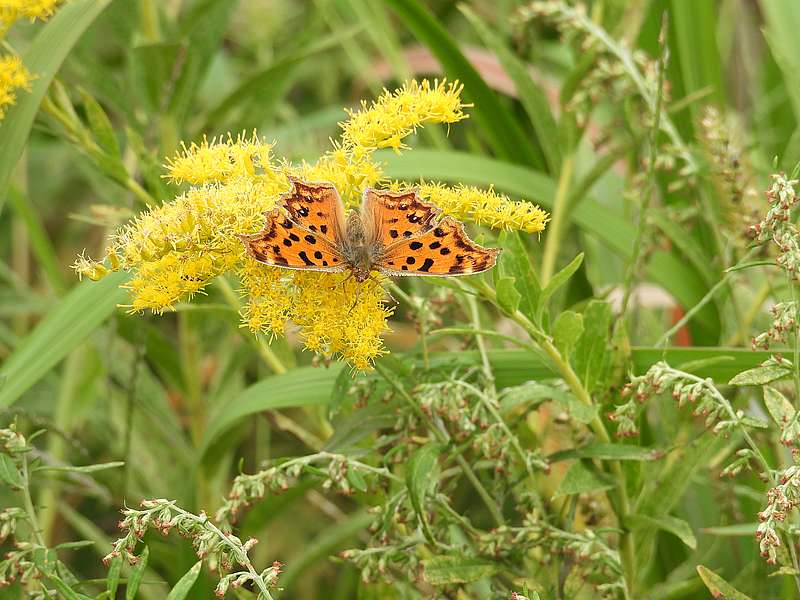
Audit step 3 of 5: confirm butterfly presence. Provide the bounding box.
[241,177,501,284]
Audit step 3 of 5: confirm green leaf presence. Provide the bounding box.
[0,271,129,408]
[201,365,344,453]
[696,565,753,600]
[729,365,792,386]
[48,574,93,600]
[346,467,368,493]
[497,231,541,321]
[554,461,616,497]
[383,0,545,168]
[422,555,500,586]
[105,555,122,598]
[572,300,612,393]
[549,443,660,462]
[539,254,584,316]
[35,461,124,475]
[0,0,112,215]
[494,276,522,315]
[700,523,757,537]
[79,90,120,158]
[406,444,443,544]
[627,513,697,550]
[165,561,202,600]
[0,454,23,489]
[552,310,584,356]
[125,546,149,600]
[764,386,796,426]
[460,4,560,173]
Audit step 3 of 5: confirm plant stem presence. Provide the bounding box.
[540,152,574,285]
[171,505,275,600]
[373,361,506,527]
[20,455,46,547]
[469,280,637,594]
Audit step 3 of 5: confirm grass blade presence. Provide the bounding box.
[0,271,129,407]
[383,0,545,168]
[0,0,112,215]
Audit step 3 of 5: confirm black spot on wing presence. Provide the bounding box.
[409,241,423,250]
[304,235,316,244]
[314,250,323,259]
[283,239,293,247]
[440,247,451,255]
[298,251,314,266]
[406,256,416,265]
[429,241,441,249]
[320,224,328,234]
[419,258,435,272]
[289,233,300,242]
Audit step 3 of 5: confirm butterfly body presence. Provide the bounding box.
[241,178,500,282]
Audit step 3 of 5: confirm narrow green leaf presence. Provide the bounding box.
[422,555,500,586]
[125,546,149,600]
[554,461,616,497]
[165,561,202,600]
[35,461,125,475]
[764,386,795,426]
[79,89,122,160]
[201,365,344,453]
[48,574,93,600]
[696,565,753,600]
[627,513,697,550]
[700,523,757,537]
[729,365,792,386]
[539,253,584,316]
[549,443,660,462]
[0,271,129,407]
[383,0,544,167]
[0,0,112,214]
[406,444,443,544]
[0,454,23,489]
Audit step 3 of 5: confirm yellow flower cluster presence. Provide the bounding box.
[0,0,61,31]
[0,0,62,119]
[341,79,468,152]
[75,80,548,369]
[417,182,549,234]
[0,55,30,118]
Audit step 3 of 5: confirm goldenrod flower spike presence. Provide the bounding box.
[0,0,61,29]
[0,55,31,119]
[340,79,468,152]
[76,80,547,369]
[415,182,549,234]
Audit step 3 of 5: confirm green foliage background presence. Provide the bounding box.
[2,0,800,598]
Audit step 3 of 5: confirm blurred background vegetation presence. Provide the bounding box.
[5,0,800,598]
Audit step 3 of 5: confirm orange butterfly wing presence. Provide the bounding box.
[284,177,346,241]
[241,179,347,272]
[378,217,500,276]
[362,188,441,244]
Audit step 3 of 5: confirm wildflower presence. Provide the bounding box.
[75,81,548,369]
[416,182,548,234]
[751,173,800,278]
[0,55,31,119]
[340,79,468,152]
[0,0,62,32]
[758,462,800,564]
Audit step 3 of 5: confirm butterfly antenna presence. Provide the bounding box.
[348,282,362,315]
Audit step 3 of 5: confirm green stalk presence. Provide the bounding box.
[469,280,636,596]
[540,152,574,285]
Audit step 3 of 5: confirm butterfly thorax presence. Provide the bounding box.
[341,210,378,282]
